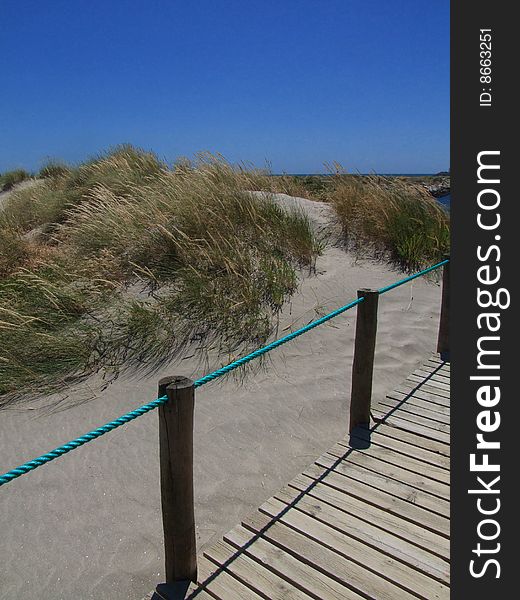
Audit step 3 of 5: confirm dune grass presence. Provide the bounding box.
[0,169,31,192]
[0,147,321,404]
[328,174,450,270]
[0,147,449,405]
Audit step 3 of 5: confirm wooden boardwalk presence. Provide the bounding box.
[152,354,450,600]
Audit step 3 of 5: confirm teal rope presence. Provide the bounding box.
[193,296,364,387]
[378,258,448,295]
[0,397,168,486]
[0,258,448,488]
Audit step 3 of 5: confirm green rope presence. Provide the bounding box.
[0,258,449,488]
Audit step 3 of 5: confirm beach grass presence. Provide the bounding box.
[328,174,450,270]
[0,147,449,404]
[0,168,31,192]
[0,147,321,403]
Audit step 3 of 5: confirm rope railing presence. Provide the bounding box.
[0,258,448,488]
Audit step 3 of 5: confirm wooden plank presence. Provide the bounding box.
[404,372,451,393]
[191,354,452,599]
[268,491,450,582]
[300,466,449,537]
[385,391,451,415]
[241,511,446,600]
[346,430,450,471]
[393,385,451,407]
[247,503,450,595]
[414,363,450,377]
[377,397,451,425]
[225,525,362,600]
[428,359,450,370]
[405,376,451,397]
[373,422,450,456]
[373,406,451,438]
[423,361,450,375]
[421,359,450,372]
[334,440,450,483]
[372,410,451,444]
[421,367,451,382]
[314,453,450,517]
[204,540,313,599]
[324,448,450,500]
[429,353,449,365]
[194,554,265,600]
[286,477,449,557]
[412,369,451,388]
[373,405,450,435]
[413,368,450,383]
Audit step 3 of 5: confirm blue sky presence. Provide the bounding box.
[0,0,449,174]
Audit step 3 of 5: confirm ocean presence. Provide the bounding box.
[438,193,450,210]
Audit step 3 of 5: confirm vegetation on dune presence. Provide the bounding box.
[0,168,31,192]
[0,146,321,404]
[328,175,450,271]
[265,170,450,270]
[0,146,449,405]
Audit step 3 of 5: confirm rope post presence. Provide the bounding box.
[157,376,197,586]
[349,289,379,433]
[436,257,450,360]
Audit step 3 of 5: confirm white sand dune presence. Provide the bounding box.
[0,194,443,599]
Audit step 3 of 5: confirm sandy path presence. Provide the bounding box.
[0,194,442,599]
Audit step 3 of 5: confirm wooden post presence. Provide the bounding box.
[349,289,379,432]
[436,258,450,360]
[157,376,197,584]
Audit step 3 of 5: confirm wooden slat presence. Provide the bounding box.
[407,362,450,377]
[377,397,451,425]
[301,465,450,537]
[423,361,450,375]
[372,410,451,444]
[324,448,449,500]
[372,422,450,456]
[204,540,314,599]
[393,385,451,407]
[314,453,449,517]
[414,363,451,377]
[329,441,449,485]
[224,525,362,600]
[412,370,451,388]
[190,353,451,600]
[242,510,448,600]
[384,391,451,415]
[414,368,450,383]
[285,477,449,556]
[195,554,265,600]
[428,353,449,365]
[372,405,450,434]
[334,440,450,483]
[346,430,450,471]
[247,503,450,596]
[405,376,451,397]
[267,491,450,582]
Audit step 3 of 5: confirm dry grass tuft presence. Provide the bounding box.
[328,175,450,270]
[0,148,321,404]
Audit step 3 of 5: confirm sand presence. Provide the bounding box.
[0,194,442,599]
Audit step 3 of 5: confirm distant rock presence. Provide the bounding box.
[422,177,450,198]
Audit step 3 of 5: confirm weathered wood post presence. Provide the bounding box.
[349,289,379,433]
[157,376,197,585]
[436,257,450,360]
